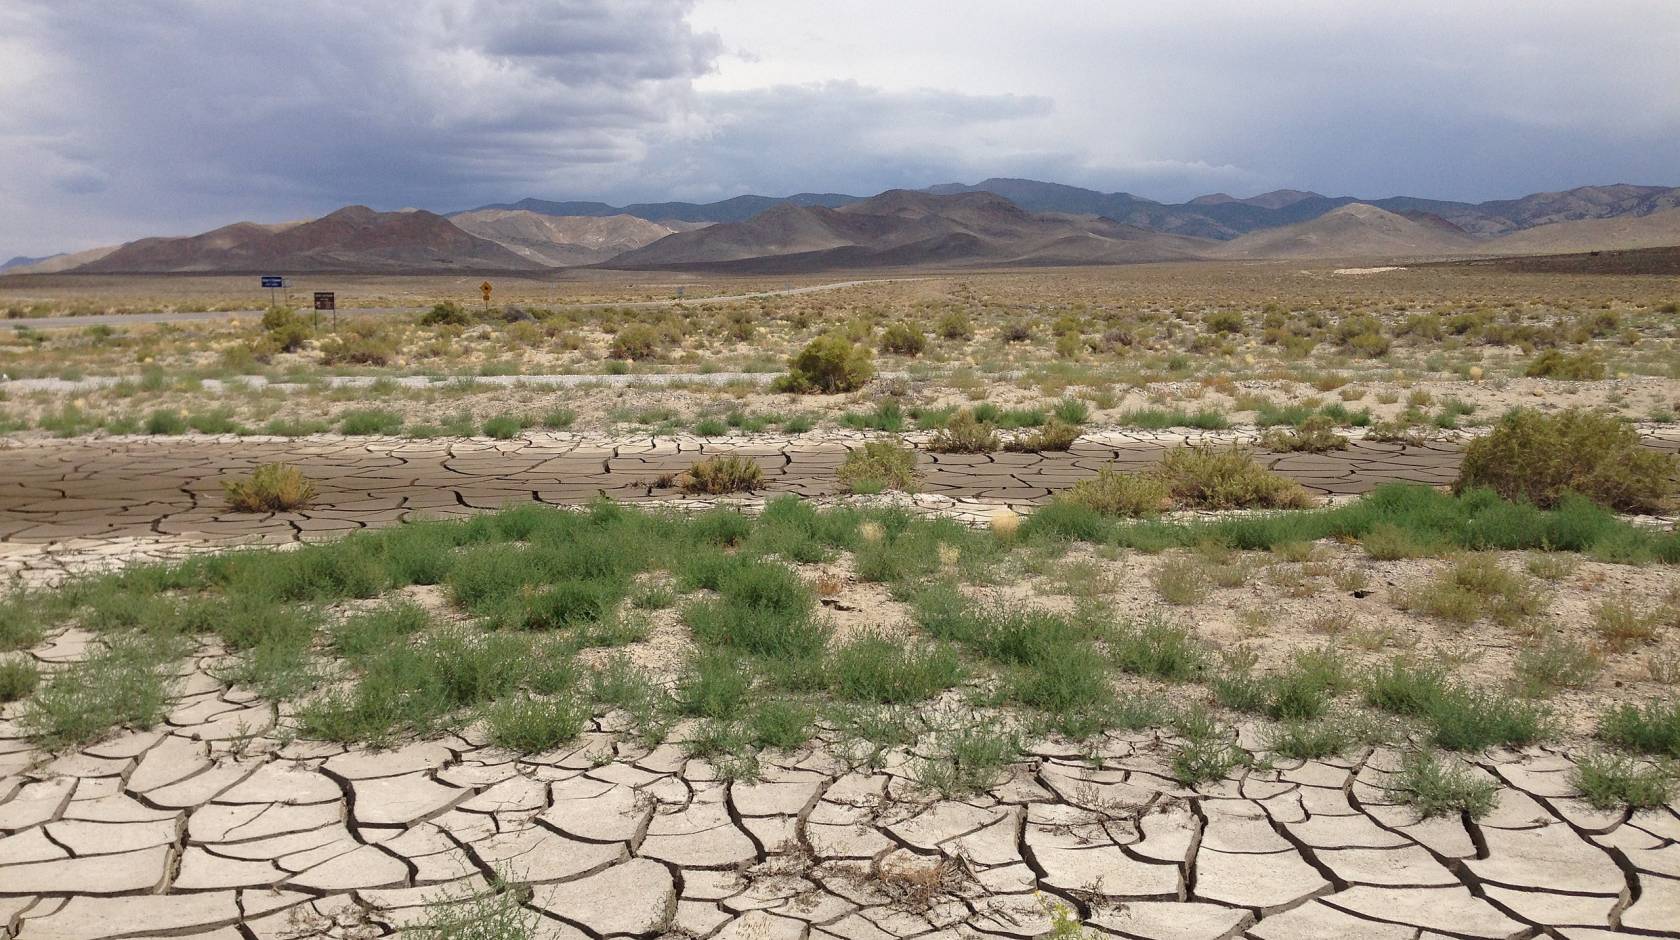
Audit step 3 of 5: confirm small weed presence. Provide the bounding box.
[1570,752,1676,810]
[1385,751,1497,818]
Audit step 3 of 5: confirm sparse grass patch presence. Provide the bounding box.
[1152,556,1209,605]
[1395,555,1545,627]
[1385,751,1497,818]
[1591,599,1661,650]
[1570,752,1676,810]
[1512,634,1602,698]
[339,408,404,435]
[22,636,176,749]
[1599,700,1680,757]
[0,658,38,702]
[837,439,920,493]
[482,694,588,752]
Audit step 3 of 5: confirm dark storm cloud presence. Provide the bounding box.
[0,0,723,254]
[638,82,1055,200]
[1,1,1678,258]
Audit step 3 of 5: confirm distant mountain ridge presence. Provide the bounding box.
[465,193,860,225]
[603,189,1217,272]
[10,178,1679,277]
[448,210,700,266]
[926,178,1680,240]
[77,206,541,273]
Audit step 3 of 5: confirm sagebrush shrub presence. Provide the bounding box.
[1261,415,1348,453]
[1004,418,1081,452]
[610,324,662,360]
[223,463,319,512]
[681,456,764,494]
[927,409,999,454]
[837,439,921,493]
[1454,408,1677,512]
[775,335,875,393]
[419,302,472,327]
[261,306,311,352]
[1523,348,1605,381]
[878,322,927,356]
[1062,470,1171,517]
[1156,445,1315,510]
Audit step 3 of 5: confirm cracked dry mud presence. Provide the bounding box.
[2,431,1679,938]
[2,669,1678,940]
[0,428,1594,586]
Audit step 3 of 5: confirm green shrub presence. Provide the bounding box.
[837,439,921,493]
[610,324,662,360]
[878,322,927,356]
[1524,348,1605,380]
[681,456,764,494]
[1052,398,1090,425]
[1156,445,1315,510]
[339,408,404,435]
[319,327,396,366]
[1570,752,1676,810]
[420,302,473,326]
[1061,470,1170,517]
[1454,409,1677,512]
[1384,752,1497,818]
[0,658,38,702]
[1204,310,1244,334]
[482,414,528,440]
[936,311,973,339]
[775,335,875,394]
[261,306,311,352]
[482,694,587,752]
[1122,408,1232,431]
[928,409,1000,453]
[828,633,963,703]
[841,399,906,432]
[1599,700,1680,757]
[1004,418,1081,452]
[223,463,318,512]
[1261,415,1348,453]
[143,409,187,435]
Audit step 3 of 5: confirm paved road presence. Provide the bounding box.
[1,278,915,330]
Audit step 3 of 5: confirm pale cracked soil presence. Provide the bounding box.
[1,644,1677,939]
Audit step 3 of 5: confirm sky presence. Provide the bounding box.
[3,0,1679,258]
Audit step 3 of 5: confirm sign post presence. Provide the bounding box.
[261,275,284,307]
[314,291,336,333]
[480,280,493,311]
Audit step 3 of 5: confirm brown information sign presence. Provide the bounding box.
[313,291,336,310]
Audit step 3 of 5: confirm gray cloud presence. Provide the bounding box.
[2,1,1678,259]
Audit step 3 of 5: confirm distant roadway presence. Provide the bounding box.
[2,277,917,330]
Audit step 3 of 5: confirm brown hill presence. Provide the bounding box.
[1213,203,1479,260]
[5,245,121,274]
[77,207,540,273]
[601,190,1213,271]
[1482,207,1680,255]
[449,210,697,266]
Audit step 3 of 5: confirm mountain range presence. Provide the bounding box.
[7,179,1678,275]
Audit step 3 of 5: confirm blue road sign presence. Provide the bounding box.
[261,276,284,288]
